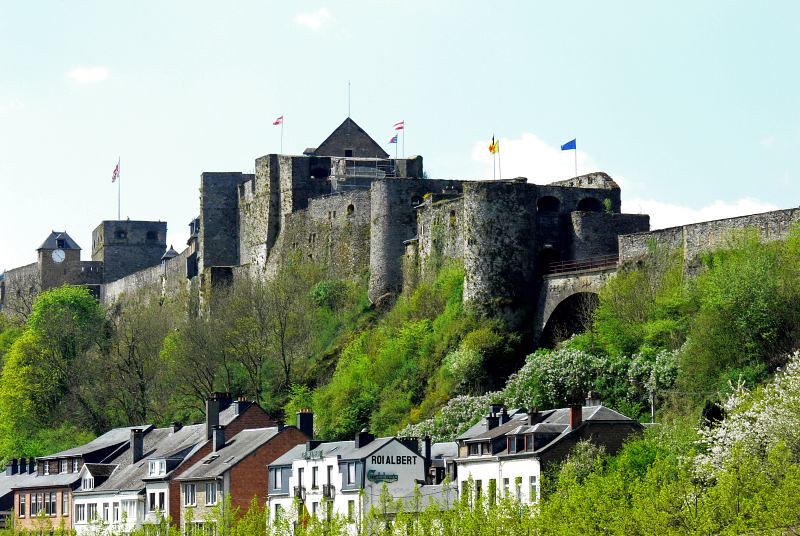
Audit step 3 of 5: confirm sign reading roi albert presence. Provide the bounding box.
[367,454,418,484]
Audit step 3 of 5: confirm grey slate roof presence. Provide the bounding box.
[81,403,244,494]
[37,231,81,251]
[456,404,639,458]
[176,427,282,481]
[161,246,179,261]
[39,425,152,460]
[270,437,402,467]
[430,442,458,460]
[0,472,33,501]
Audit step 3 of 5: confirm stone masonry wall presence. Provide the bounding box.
[619,207,800,269]
[264,189,371,279]
[462,181,538,326]
[102,248,190,305]
[415,196,465,278]
[567,212,650,260]
[200,172,252,273]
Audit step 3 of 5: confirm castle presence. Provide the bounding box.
[4,118,799,338]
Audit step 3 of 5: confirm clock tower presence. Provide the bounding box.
[37,231,82,290]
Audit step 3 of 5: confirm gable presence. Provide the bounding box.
[313,118,389,159]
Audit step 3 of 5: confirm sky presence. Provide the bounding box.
[1,1,799,270]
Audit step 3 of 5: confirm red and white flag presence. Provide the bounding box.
[273,115,284,125]
[393,120,404,131]
[111,160,120,183]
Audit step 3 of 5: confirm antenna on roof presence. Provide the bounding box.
[347,80,351,118]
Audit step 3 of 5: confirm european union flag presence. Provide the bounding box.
[561,139,576,151]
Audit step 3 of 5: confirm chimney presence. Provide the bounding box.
[131,428,144,463]
[172,422,183,433]
[423,436,432,463]
[585,391,602,407]
[6,459,17,476]
[296,409,313,438]
[213,425,226,452]
[354,429,374,449]
[18,458,27,474]
[234,397,253,416]
[486,414,499,430]
[277,421,285,432]
[569,404,582,430]
[28,459,36,474]
[206,394,221,440]
[527,408,541,426]
[499,407,510,425]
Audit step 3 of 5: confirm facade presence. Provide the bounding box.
[267,413,449,530]
[175,425,308,536]
[454,396,642,505]
[10,425,147,532]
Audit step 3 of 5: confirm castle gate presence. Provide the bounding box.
[533,258,618,346]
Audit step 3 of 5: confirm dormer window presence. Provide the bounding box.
[148,459,166,476]
[82,475,94,490]
[73,459,79,472]
[56,239,65,248]
[61,460,68,473]
[43,461,50,475]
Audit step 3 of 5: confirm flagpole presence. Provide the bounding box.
[498,140,502,180]
[574,147,577,178]
[117,157,121,220]
[402,120,405,158]
[280,121,284,154]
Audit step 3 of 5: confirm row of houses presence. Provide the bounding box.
[0,393,641,533]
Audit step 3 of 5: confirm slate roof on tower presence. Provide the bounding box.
[305,117,390,159]
[37,231,81,251]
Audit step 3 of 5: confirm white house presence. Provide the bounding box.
[268,424,447,531]
[454,397,642,506]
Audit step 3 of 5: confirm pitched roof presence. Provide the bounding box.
[161,246,179,261]
[176,427,283,481]
[312,117,390,159]
[37,231,81,251]
[39,425,153,460]
[270,436,407,467]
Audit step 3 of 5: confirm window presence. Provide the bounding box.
[56,238,65,248]
[113,503,120,522]
[312,502,318,517]
[274,504,283,519]
[160,460,166,474]
[61,460,68,473]
[347,500,355,522]
[149,492,156,512]
[468,443,480,456]
[159,492,165,511]
[88,503,97,521]
[33,493,42,515]
[475,480,482,503]
[62,492,69,516]
[149,460,167,476]
[46,492,57,516]
[347,463,356,485]
[344,149,354,158]
[19,493,26,517]
[184,484,196,506]
[205,482,217,505]
[103,503,109,521]
[529,476,538,502]
[44,461,50,475]
[312,466,319,489]
[298,468,304,488]
[73,459,79,472]
[83,475,94,490]
[346,204,355,216]
[327,465,333,485]
[146,230,158,240]
[273,468,282,490]
[75,504,85,523]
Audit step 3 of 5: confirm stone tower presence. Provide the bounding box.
[91,220,167,283]
[37,231,82,291]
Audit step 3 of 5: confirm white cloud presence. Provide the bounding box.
[0,99,24,114]
[294,8,332,30]
[760,135,775,149]
[471,132,780,231]
[65,66,109,85]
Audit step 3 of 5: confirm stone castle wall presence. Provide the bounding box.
[102,248,190,305]
[618,207,800,269]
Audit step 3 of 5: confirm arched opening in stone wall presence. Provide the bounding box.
[347,204,355,216]
[449,209,456,228]
[576,197,603,212]
[537,196,561,212]
[537,246,561,274]
[539,292,599,348]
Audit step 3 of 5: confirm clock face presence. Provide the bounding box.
[52,249,66,263]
